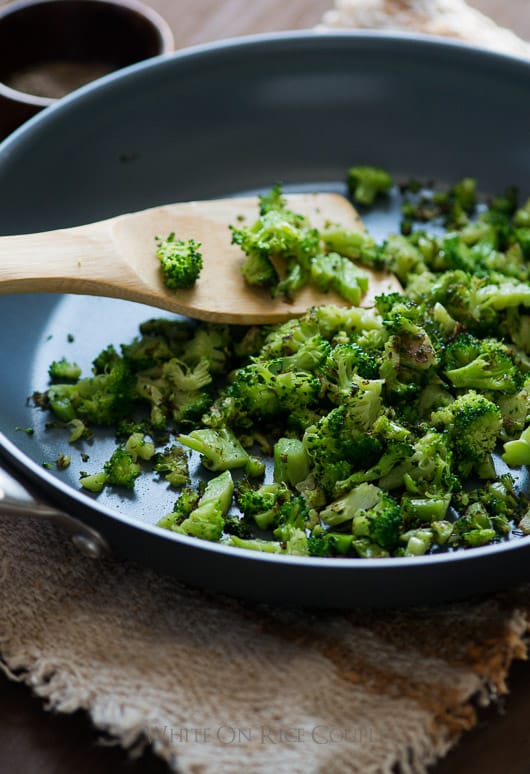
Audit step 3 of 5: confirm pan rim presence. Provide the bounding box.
[1,27,529,159]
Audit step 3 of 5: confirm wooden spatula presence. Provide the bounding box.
[0,193,400,324]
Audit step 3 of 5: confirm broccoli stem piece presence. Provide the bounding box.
[177,428,264,477]
[176,470,234,542]
[502,426,530,466]
[401,494,451,524]
[401,529,434,556]
[79,472,108,493]
[320,483,382,528]
[273,437,311,486]
[228,536,283,553]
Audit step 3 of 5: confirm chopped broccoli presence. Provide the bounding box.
[36,173,530,560]
[178,427,264,477]
[347,165,393,206]
[445,338,521,394]
[432,391,503,468]
[273,437,311,487]
[156,234,203,289]
[231,185,319,298]
[104,446,141,488]
[502,425,530,467]
[48,357,82,382]
[173,470,234,542]
[310,252,369,305]
[153,444,190,487]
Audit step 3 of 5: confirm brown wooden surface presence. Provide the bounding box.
[1,1,529,773]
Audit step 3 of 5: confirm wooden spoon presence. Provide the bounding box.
[0,193,400,324]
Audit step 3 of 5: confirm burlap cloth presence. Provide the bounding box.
[1,3,530,772]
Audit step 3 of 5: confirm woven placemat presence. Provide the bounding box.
[1,3,529,773]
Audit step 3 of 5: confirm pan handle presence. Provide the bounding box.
[0,465,109,559]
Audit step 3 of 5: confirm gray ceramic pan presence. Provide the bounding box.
[0,32,529,608]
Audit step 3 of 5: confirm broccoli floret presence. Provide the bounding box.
[80,446,142,492]
[310,252,369,305]
[240,250,279,288]
[378,430,455,494]
[136,355,214,428]
[231,185,319,298]
[432,391,503,467]
[443,332,482,370]
[235,481,290,530]
[321,227,381,268]
[104,446,141,488]
[178,428,264,477]
[322,343,380,403]
[267,334,331,373]
[157,486,201,531]
[452,502,497,548]
[181,324,231,373]
[156,234,203,289]
[173,470,234,542]
[47,358,135,425]
[153,444,190,487]
[497,388,530,439]
[335,439,414,494]
[445,338,521,394]
[303,383,384,495]
[347,165,393,206]
[206,362,321,428]
[351,491,402,551]
[48,357,81,382]
[125,432,156,462]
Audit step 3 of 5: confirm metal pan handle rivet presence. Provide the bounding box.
[71,532,108,559]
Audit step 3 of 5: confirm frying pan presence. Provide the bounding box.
[0,32,529,608]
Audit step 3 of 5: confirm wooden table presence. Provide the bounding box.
[0,1,529,772]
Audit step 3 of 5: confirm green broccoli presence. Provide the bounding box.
[173,470,233,542]
[36,173,530,560]
[156,234,203,289]
[236,481,291,530]
[47,358,135,425]
[431,391,503,468]
[445,338,521,394]
[347,165,393,206]
[177,428,264,477]
[310,252,369,305]
[104,446,141,488]
[157,486,201,531]
[48,357,82,382]
[502,425,530,467]
[231,185,319,297]
[153,444,190,487]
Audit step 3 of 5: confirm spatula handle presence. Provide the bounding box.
[0,221,138,298]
